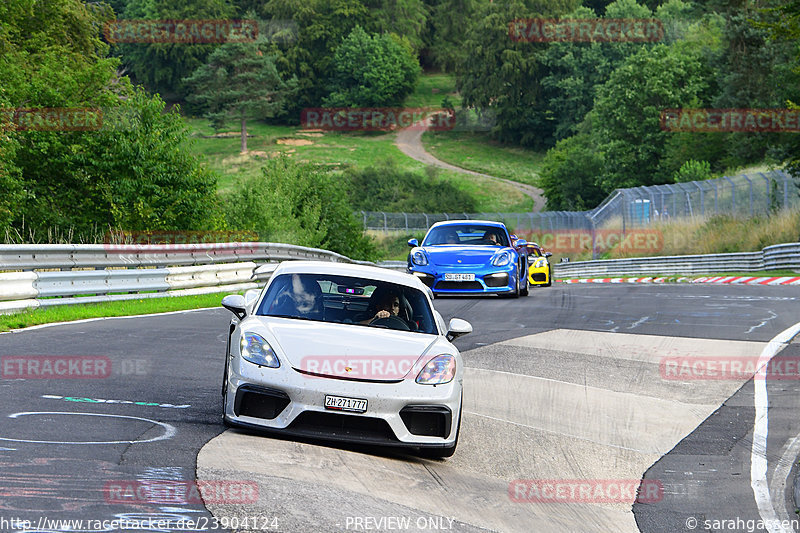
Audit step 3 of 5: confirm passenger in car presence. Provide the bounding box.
[270,274,324,319]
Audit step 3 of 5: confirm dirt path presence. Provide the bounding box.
[395,121,547,212]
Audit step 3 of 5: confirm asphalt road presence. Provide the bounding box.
[0,284,798,532]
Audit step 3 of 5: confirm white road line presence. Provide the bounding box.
[751,322,800,533]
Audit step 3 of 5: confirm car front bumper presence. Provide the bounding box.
[528,264,550,285]
[224,359,462,448]
[407,264,518,295]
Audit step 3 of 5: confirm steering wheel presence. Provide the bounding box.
[369,315,411,331]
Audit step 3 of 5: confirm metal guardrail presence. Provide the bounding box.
[553,243,800,278]
[0,242,395,315]
[2,241,797,315]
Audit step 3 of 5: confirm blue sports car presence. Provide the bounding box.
[406,220,529,297]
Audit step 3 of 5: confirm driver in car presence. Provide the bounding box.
[367,292,401,323]
[482,230,501,245]
[360,289,415,330]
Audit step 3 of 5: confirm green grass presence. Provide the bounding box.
[0,293,233,332]
[422,131,545,187]
[184,72,538,212]
[403,72,462,108]
[184,119,532,212]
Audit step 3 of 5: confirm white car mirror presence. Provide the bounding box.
[447,318,472,341]
[222,294,248,320]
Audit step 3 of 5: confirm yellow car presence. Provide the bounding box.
[525,243,552,287]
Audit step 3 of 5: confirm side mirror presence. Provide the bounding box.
[222,294,247,320]
[408,238,419,248]
[545,252,552,258]
[446,318,472,341]
[516,239,527,247]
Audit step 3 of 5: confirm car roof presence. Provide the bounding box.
[269,260,428,291]
[428,220,507,230]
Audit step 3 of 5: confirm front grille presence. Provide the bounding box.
[234,386,290,420]
[434,281,483,291]
[484,273,509,287]
[400,405,452,438]
[531,273,547,282]
[287,411,398,442]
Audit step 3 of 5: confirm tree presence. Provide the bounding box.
[324,26,421,107]
[0,0,221,237]
[760,0,800,178]
[592,44,710,190]
[117,0,236,101]
[456,0,581,148]
[261,0,370,114]
[184,41,296,153]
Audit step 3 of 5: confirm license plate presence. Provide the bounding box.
[324,395,367,413]
[444,273,475,281]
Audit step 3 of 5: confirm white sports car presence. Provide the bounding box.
[220,261,472,458]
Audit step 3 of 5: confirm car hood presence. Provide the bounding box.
[258,318,445,380]
[422,245,507,266]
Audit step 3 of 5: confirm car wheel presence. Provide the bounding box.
[520,264,529,297]
[221,353,234,428]
[512,269,520,298]
[544,265,552,287]
[418,399,461,459]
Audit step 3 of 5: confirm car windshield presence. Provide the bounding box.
[422,225,509,247]
[256,273,438,334]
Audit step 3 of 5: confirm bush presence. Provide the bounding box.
[324,26,420,107]
[537,133,606,210]
[344,161,477,212]
[224,158,377,260]
[673,160,712,183]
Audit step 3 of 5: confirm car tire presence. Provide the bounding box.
[544,265,552,287]
[418,398,461,459]
[221,354,234,428]
[520,264,529,297]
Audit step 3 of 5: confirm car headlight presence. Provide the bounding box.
[533,258,547,268]
[412,250,429,266]
[491,251,512,267]
[240,333,280,368]
[416,354,456,385]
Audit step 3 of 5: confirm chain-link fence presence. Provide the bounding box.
[360,170,798,233]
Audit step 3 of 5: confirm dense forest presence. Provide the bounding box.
[1,0,798,257]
